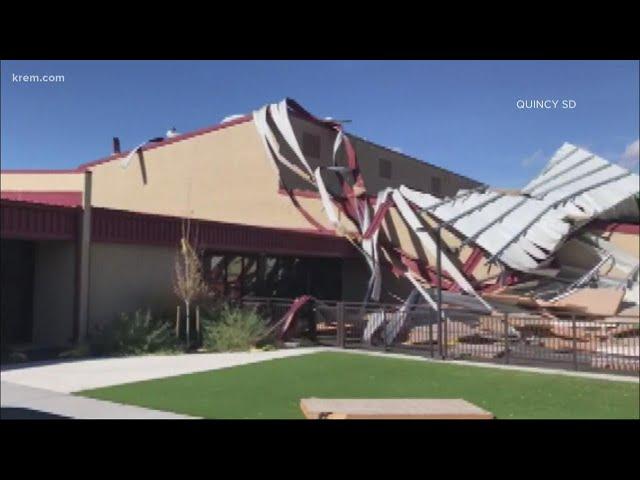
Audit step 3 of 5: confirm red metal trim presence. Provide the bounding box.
[278,187,322,200]
[449,246,485,293]
[588,221,640,235]
[277,187,377,202]
[1,191,83,207]
[0,199,80,241]
[362,200,393,239]
[279,295,313,340]
[90,207,357,258]
[387,244,456,290]
[461,247,485,275]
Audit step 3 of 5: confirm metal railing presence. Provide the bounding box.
[241,296,640,375]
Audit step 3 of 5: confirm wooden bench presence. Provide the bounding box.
[300,398,494,419]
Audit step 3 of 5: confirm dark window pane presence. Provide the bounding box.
[226,256,243,299]
[206,255,226,297]
[379,158,392,179]
[243,256,258,296]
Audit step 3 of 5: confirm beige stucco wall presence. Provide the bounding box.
[87,118,482,270]
[88,121,357,234]
[87,242,178,329]
[593,230,640,260]
[0,172,85,192]
[32,241,75,347]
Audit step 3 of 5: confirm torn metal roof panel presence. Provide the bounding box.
[400,143,638,273]
[524,143,639,213]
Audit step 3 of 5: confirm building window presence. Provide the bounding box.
[202,252,342,300]
[302,132,321,159]
[431,176,442,196]
[379,158,392,179]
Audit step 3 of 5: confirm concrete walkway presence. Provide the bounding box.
[1,382,195,419]
[1,348,320,419]
[0,347,321,393]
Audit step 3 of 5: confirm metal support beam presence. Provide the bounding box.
[76,171,92,343]
[436,225,444,359]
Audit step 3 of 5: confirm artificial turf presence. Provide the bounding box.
[78,352,640,419]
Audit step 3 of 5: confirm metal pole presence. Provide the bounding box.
[186,302,190,348]
[572,315,578,371]
[436,226,445,359]
[337,302,345,349]
[196,305,200,347]
[503,312,510,364]
[176,305,180,340]
[428,313,434,358]
[382,309,389,352]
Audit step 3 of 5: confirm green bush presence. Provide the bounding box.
[201,305,268,352]
[90,309,181,356]
[1,349,28,364]
[58,343,91,359]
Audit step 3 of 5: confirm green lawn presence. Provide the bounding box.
[78,352,640,419]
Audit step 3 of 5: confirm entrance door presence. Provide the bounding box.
[1,239,35,346]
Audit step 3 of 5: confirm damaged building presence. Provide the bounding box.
[0,100,478,350]
[1,98,639,372]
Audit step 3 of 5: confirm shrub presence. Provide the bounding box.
[201,306,268,352]
[58,343,91,359]
[90,309,181,356]
[1,349,28,364]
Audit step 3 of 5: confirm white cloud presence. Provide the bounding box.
[619,139,639,170]
[520,149,545,168]
[391,146,403,153]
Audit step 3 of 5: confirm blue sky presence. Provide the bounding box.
[1,60,638,187]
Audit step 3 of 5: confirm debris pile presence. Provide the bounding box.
[252,99,639,366]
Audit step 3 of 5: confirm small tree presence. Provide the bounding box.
[173,221,208,347]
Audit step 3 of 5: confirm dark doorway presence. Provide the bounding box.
[1,239,35,346]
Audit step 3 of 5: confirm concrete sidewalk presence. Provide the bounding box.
[1,382,195,419]
[1,347,320,393]
[1,348,322,419]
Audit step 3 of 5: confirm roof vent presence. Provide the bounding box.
[112,137,121,154]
